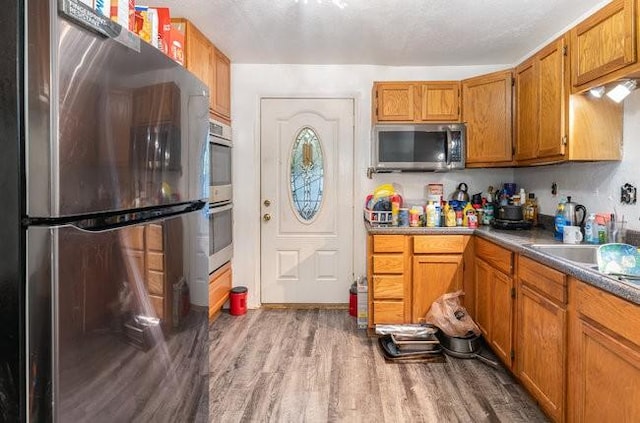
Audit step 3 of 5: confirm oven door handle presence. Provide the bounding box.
[209,135,232,148]
[208,203,233,215]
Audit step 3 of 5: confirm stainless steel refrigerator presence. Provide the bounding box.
[0,1,210,421]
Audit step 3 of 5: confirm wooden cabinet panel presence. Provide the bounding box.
[490,268,513,367]
[519,256,566,304]
[149,295,164,319]
[538,39,567,159]
[373,301,405,324]
[474,237,512,275]
[462,70,514,166]
[571,0,637,90]
[571,319,640,422]
[132,82,179,125]
[375,83,416,121]
[474,258,491,338]
[212,47,231,120]
[372,254,404,274]
[515,36,568,165]
[412,255,463,323]
[419,82,460,121]
[575,279,640,347]
[125,250,145,274]
[184,21,212,88]
[515,59,539,161]
[413,235,466,254]
[209,262,232,319]
[372,275,405,299]
[373,235,406,253]
[517,284,566,422]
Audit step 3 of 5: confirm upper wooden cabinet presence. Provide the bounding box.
[461,70,514,167]
[515,36,568,165]
[211,47,231,121]
[373,81,460,123]
[172,18,231,124]
[570,0,637,92]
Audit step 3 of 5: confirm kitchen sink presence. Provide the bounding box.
[528,244,599,264]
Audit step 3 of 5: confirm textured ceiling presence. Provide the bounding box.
[148,0,609,66]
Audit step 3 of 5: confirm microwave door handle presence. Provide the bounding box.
[445,130,452,166]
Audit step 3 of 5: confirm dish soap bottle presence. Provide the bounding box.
[584,213,597,244]
[554,198,566,240]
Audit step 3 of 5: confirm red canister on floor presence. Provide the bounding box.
[349,283,357,317]
[229,286,248,316]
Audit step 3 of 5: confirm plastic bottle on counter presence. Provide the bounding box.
[444,203,456,227]
[391,194,400,226]
[554,198,566,240]
[584,213,597,244]
[462,202,474,227]
[425,201,437,227]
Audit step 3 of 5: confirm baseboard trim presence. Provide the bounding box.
[261,303,349,310]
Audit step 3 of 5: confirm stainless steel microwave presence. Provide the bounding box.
[371,123,466,172]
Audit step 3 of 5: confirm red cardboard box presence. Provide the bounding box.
[153,7,171,55]
[170,26,185,65]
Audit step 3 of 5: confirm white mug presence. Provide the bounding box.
[563,225,583,244]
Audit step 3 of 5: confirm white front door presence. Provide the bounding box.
[260,98,354,304]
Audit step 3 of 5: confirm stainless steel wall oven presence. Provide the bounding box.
[209,118,232,205]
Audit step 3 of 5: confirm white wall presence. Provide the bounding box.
[514,89,640,232]
[231,64,512,308]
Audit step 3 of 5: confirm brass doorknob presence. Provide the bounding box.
[263,213,271,222]
[264,199,271,207]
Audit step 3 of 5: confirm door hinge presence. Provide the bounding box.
[511,287,516,299]
[562,45,568,56]
[562,136,568,146]
[511,76,515,87]
[510,349,515,360]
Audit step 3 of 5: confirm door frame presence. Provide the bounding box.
[258,96,357,305]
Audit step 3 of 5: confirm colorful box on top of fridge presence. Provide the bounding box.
[170,26,185,65]
[94,0,109,16]
[110,0,135,32]
[154,7,172,55]
[133,5,157,46]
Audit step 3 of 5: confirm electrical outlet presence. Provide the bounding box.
[551,182,558,196]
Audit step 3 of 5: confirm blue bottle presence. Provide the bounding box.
[554,199,566,240]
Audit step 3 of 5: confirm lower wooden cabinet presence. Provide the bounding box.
[412,254,463,323]
[516,257,567,422]
[209,262,232,320]
[473,238,514,368]
[567,278,640,422]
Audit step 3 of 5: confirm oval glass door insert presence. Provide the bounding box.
[290,127,324,221]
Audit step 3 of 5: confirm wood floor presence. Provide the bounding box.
[209,309,548,423]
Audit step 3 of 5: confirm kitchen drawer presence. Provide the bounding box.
[475,237,513,275]
[122,226,145,250]
[147,251,164,272]
[413,235,466,254]
[146,224,164,251]
[373,235,406,253]
[372,275,404,299]
[210,262,232,319]
[147,270,164,295]
[373,300,405,324]
[518,256,566,304]
[574,278,640,348]
[372,254,404,274]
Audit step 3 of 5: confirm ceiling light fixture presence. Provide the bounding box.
[589,86,606,98]
[606,80,637,103]
[294,0,348,9]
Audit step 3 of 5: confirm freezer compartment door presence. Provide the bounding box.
[26,212,208,421]
[26,4,209,218]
